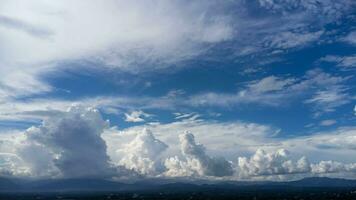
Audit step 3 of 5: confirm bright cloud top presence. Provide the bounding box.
[1,107,355,181]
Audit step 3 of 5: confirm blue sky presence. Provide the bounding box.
[0,0,356,180]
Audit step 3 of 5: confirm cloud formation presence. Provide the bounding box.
[165,132,234,177]
[118,128,167,175]
[320,55,356,68]
[311,161,356,174]
[17,106,115,178]
[0,0,234,101]
[0,0,353,104]
[237,149,311,178]
[124,110,152,123]
[343,31,356,45]
[188,68,352,116]
[0,0,355,183]
[1,107,356,181]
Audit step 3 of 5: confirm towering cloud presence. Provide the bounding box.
[165,132,233,177]
[1,107,356,181]
[118,128,168,175]
[17,106,115,178]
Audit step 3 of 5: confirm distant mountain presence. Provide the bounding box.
[0,177,355,193]
[288,177,356,187]
[0,177,20,191]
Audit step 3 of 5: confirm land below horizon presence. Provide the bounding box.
[1,177,356,200]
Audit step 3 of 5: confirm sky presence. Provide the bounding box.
[0,0,356,181]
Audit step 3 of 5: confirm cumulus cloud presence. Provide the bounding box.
[0,153,28,177]
[237,149,311,178]
[1,107,356,180]
[17,106,116,178]
[165,132,233,177]
[311,161,356,174]
[118,128,168,175]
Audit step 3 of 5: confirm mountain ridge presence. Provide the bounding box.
[1,176,356,192]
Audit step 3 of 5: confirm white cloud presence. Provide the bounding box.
[247,76,296,93]
[1,107,356,180]
[188,68,351,115]
[0,153,29,177]
[174,113,196,120]
[281,127,356,163]
[118,128,167,175]
[0,14,53,38]
[237,149,311,178]
[124,110,152,123]
[123,118,356,166]
[0,0,233,67]
[264,30,323,49]
[0,96,169,123]
[320,119,337,126]
[258,0,353,20]
[0,0,234,101]
[304,87,350,115]
[0,0,353,103]
[111,117,278,159]
[164,132,233,177]
[0,67,351,127]
[16,106,116,178]
[320,55,356,68]
[0,67,53,103]
[311,160,356,174]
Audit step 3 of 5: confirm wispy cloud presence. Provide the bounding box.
[0,15,53,38]
[320,55,356,68]
[124,110,152,123]
[187,68,352,116]
[319,119,337,126]
[0,0,353,103]
[305,87,350,116]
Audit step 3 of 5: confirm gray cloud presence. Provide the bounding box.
[18,106,116,178]
[311,161,356,174]
[0,15,53,38]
